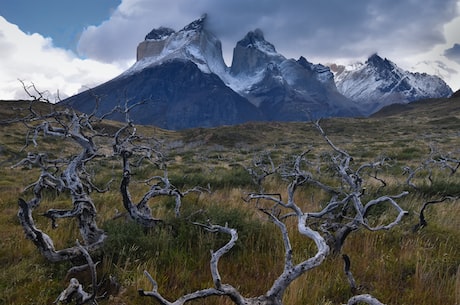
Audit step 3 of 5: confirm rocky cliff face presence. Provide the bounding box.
[230,29,284,76]
[226,30,360,120]
[128,14,227,77]
[332,54,453,115]
[137,27,175,61]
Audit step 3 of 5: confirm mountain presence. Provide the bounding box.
[331,54,453,115]
[62,17,452,130]
[63,15,263,129]
[131,14,227,77]
[62,16,361,129]
[224,30,361,120]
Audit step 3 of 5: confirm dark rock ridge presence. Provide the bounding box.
[144,27,175,41]
[63,60,262,130]
[62,16,452,130]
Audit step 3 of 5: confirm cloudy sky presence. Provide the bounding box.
[1,0,460,100]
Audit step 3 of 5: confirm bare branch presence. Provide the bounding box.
[114,121,209,226]
[345,294,386,305]
[413,196,458,231]
[342,254,357,293]
[404,145,459,189]
[139,222,243,305]
[54,241,98,304]
[241,121,408,303]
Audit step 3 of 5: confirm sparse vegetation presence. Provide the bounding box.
[0,98,459,305]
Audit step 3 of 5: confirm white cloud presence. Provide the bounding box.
[0,16,127,101]
[398,11,460,92]
[77,0,184,63]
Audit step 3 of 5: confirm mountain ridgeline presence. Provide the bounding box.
[62,15,453,130]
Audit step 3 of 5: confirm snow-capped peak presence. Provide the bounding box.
[144,27,175,41]
[122,14,227,77]
[331,54,453,115]
[238,29,278,56]
[230,29,285,77]
[181,13,207,32]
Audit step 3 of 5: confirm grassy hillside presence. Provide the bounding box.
[0,98,459,305]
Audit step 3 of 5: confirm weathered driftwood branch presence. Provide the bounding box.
[403,145,459,230]
[54,241,98,305]
[311,120,408,249]
[243,151,279,192]
[242,121,407,303]
[345,294,386,305]
[342,254,357,293]
[404,145,460,189]
[18,198,81,261]
[341,255,389,304]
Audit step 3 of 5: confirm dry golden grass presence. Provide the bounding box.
[0,99,459,304]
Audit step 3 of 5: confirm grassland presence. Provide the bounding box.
[0,98,459,305]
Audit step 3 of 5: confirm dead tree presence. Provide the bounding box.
[4,85,112,305]
[112,120,209,227]
[139,120,408,305]
[404,144,459,230]
[243,151,279,192]
[13,88,107,262]
[404,144,460,189]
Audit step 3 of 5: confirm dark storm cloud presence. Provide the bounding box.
[202,0,459,60]
[444,43,460,63]
[77,0,459,63]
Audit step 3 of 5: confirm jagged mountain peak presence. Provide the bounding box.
[142,15,207,43]
[333,54,453,115]
[297,56,335,84]
[144,26,175,41]
[367,53,385,63]
[366,53,396,71]
[181,13,207,32]
[62,15,453,130]
[230,29,284,76]
[238,29,277,54]
[127,14,227,76]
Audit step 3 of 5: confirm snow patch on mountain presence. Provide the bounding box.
[117,17,451,121]
[331,54,453,115]
[122,14,227,77]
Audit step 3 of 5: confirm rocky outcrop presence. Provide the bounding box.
[137,27,175,61]
[130,14,227,76]
[230,29,283,76]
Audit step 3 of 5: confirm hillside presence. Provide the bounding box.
[371,90,460,119]
[0,99,459,305]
